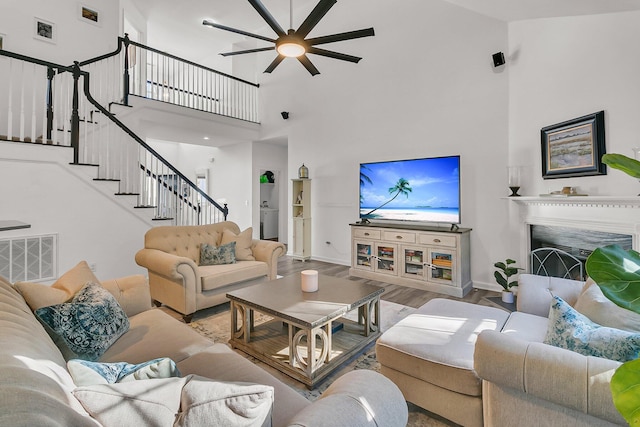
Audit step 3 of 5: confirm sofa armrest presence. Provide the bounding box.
[251,240,286,280]
[516,274,584,317]
[287,370,408,427]
[135,248,199,282]
[101,275,151,317]
[474,330,624,425]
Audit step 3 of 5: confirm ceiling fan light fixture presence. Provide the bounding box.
[276,41,306,57]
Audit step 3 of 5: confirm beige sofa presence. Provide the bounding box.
[377,274,627,426]
[0,270,408,426]
[135,221,285,322]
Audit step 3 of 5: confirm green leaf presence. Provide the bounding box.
[585,245,640,315]
[611,359,640,425]
[603,153,640,179]
[506,259,516,265]
[494,262,506,270]
[494,271,507,288]
[508,280,518,288]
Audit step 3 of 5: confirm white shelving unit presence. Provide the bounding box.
[291,179,311,261]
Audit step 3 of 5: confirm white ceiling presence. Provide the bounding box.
[128,0,640,69]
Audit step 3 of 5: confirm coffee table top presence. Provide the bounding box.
[227,274,384,328]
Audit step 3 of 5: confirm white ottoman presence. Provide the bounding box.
[376,298,509,427]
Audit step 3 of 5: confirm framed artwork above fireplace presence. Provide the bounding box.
[541,111,606,179]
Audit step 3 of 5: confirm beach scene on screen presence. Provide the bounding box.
[359,157,460,223]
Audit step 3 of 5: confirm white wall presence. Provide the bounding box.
[257,0,509,288]
[508,11,640,254]
[0,142,148,281]
[0,0,119,64]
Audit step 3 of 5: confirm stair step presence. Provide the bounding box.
[135,205,157,209]
[70,162,99,167]
[115,192,140,196]
[152,217,174,221]
[93,178,121,182]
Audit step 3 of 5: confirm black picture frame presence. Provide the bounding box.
[541,111,606,179]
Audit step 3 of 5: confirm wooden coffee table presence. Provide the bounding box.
[226,274,384,388]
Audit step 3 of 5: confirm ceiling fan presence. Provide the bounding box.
[202,0,374,76]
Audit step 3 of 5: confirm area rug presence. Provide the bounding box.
[187,301,457,426]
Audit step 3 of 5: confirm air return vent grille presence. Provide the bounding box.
[0,234,57,282]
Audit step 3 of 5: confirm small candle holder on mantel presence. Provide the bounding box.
[508,166,521,197]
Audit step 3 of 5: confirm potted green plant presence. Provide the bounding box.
[493,258,523,303]
[586,245,640,424]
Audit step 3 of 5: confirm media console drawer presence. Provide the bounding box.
[418,233,457,248]
[382,230,416,243]
[353,228,381,240]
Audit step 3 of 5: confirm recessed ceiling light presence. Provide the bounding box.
[203,136,210,140]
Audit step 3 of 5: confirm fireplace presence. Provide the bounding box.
[530,224,632,280]
[511,195,640,282]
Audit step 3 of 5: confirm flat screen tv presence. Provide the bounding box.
[359,155,461,225]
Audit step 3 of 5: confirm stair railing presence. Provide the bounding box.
[0,49,229,225]
[79,35,260,123]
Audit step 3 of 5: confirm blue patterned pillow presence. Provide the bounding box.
[36,282,130,361]
[200,241,236,266]
[68,357,181,386]
[544,295,640,362]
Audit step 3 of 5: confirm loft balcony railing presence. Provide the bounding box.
[79,35,260,123]
[0,49,228,225]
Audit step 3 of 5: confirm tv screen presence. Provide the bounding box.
[359,155,461,224]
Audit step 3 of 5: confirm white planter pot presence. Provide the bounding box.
[501,291,515,304]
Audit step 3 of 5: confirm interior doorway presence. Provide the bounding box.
[259,169,279,241]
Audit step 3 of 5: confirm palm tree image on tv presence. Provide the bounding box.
[359,156,461,224]
[363,178,412,217]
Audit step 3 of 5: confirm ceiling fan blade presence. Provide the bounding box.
[306,28,375,46]
[203,20,276,43]
[221,47,275,57]
[297,55,320,76]
[248,0,286,37]
[307,47,361,63]
[296,0,337,38]
[264,55,285,73]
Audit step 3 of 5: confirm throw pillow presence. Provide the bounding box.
[175,375,273,427]
[200,242,236,266]
[574,278,640,333]
[73,377,187,427]
[15,260,100,311]
[544,295,640,362]
[68,357,180,386]
[221,227,255,261]
[35,282,130,361]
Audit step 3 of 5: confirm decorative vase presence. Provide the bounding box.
[298,164,309,179]
[501,291,514,304]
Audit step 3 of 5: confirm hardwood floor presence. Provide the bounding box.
[278,256,500,309]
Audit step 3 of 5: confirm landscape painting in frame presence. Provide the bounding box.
[541,111,606,179]
[79,4,101,26]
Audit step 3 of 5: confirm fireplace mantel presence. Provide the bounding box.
[507,196,640,209]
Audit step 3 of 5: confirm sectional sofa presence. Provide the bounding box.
[377,273,629,426]
[0,262,408,426]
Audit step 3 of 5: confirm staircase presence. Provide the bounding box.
[0,37,260,226]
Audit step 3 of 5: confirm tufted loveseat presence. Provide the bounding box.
[135,221,285,322]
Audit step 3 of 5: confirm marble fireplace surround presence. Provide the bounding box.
[510,196,640,272]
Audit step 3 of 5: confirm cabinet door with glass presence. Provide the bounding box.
[428,249,455,284]
[374,243,397,276]
[353,240,374,272]
[400,246,427,279]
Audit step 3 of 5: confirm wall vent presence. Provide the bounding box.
[0,234,57,282]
